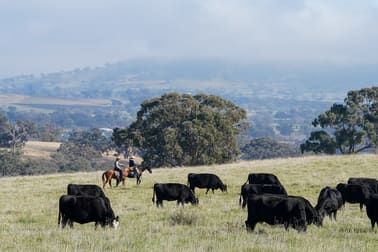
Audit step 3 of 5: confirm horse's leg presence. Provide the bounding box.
[103,176,108,189]
[107,175,112,188]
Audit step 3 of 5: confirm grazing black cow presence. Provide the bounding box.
[366,194,378,230]
[336,183,370,211]
[67,184,106,198]
[187,173,227,194]
[239,183,288,208]
[289,196,323,227]
[245,194,307,232]
[348,177,378,194]
[245,173,287,195]
[315,186,343,220]
[58,195,119,229]
[152,183,199,207]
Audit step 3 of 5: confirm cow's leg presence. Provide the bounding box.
[191,187,195,194]
[206,188,209,194]
[212,188,215,194]
[69,219,74,229]
[177,200,184,206]
[284,219,296,231]
[157,200,163,207]
[360,203,363,211]
[61,217,67,229]
[333,211,337,221]
[245,220,256,232]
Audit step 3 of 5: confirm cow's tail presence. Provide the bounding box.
[58,211,61,226]
[152,185,156,204]
[243,178,249,186]
[239,193,242,207]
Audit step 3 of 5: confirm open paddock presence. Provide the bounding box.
[1,154,378,251]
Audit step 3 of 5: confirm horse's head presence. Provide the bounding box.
[140,166,152,174]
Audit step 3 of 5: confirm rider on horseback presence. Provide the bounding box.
[114,157,125,185]
[129,156,137,177]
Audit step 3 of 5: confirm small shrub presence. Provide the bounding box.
[169,211,198,226]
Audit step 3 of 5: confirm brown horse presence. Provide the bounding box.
[101,166,152,188]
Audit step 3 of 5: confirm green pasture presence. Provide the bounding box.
[1,155,378,252]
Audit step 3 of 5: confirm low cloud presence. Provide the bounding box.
[0,0,377,76]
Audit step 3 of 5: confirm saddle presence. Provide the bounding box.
[127,171,136,178]
[114,170,121,179]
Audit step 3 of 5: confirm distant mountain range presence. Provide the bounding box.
[0,59,376,143]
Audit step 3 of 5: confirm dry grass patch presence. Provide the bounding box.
[23,141,61,159]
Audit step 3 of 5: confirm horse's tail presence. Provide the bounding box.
[101,171,107,182]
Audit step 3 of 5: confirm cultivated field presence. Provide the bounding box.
[1,155,378,252]
[0,93,111,112]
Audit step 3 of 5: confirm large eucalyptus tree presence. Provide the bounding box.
[113,93,247,167]
[301,87,378,154]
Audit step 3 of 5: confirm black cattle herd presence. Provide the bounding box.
[58,173,378,232]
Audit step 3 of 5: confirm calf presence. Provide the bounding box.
[67,184,106,198]
[239,183,287,208]
[187,173,227,194]
[58,195,119,229]
[336,183,370,211]
[245,194,307,232]
[152,183,198,207]
[366,194,378,230]
[315,186,343,220]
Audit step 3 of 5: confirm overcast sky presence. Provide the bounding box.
[1,0,378,77]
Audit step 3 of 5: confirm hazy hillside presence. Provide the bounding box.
[1,154,378,251]
[0,60,353,143]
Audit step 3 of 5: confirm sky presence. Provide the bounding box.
[1,0,378,78]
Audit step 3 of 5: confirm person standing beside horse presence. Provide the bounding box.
[114,157,125,185]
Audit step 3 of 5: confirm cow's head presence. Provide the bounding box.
[191,197,199,205]
[221,184,227,192]
[110,216,120,229]
[313,212,323,227]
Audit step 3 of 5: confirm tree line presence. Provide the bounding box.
[1,87,377,176]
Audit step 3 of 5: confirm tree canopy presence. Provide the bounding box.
[241,137,301,160]
[113,93,248,167]
[301,87,378,154]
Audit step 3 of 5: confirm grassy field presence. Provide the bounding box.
[1,154,378,252]
[23,141,61,159]
[0,93,111,113]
